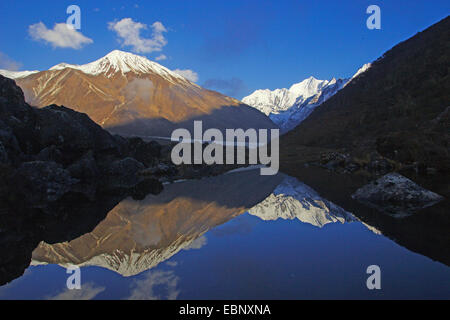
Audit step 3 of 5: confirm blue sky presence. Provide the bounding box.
[0,0,448,99]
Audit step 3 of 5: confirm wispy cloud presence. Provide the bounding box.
[0,52,22,71]
[183,235,207,250]
[173,69,199,82]
[28,22,93,49]
[166,261,178,267]
[108,18,167,54]
[46,283,105,300]
[123,78,154,103]
[128,270,180,300]
[155,54,167,61]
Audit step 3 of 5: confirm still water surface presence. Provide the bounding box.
[1,169,449,299]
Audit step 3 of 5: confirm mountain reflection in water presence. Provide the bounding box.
[32,170,284,276]
[1,168,449,299]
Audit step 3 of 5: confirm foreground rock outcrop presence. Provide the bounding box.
[351,173,444,217]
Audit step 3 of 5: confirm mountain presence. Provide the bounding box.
[280,16,450,175]
[242,65,370,133]
[2,50,276,137]
[248,176,356,227]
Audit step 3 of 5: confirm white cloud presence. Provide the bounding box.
[166,261,178,267]
[128,270,180,300]
[108,18,167,54]
[155,54,167,61]
[28,22,93,49]
[173,69,199,82]
[124,78,154,103]
[183,235,207,250]
[46,283,105,300]
[0,52,22,70]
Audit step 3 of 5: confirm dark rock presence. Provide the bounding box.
[0,141,7,164]
[0,120,21,160]
[67,151,99,180]
[131,178,164,200]
[351,173,444,217]
[12,161,78,207]
[35,145,63,163]
[125,137,161,166]
[0,76,31,118]
[367,157,394,174]
[102,157,145,189]
[141,163,177,177]
[34,105,118,161]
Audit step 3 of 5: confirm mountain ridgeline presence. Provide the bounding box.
[4,50,276,137]
[281,16,450,176]
[242,64,370,133]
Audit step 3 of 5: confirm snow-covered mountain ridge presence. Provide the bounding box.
[48,50,189,82]
[242,64,371,133]
[0,50,191,83]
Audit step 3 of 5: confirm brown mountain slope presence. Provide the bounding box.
[12,50,276,137]
[281,16,450,174]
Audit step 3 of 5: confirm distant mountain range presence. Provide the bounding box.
[0,50,276,137]
[242,64,370,132]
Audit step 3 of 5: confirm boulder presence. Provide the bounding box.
[352,173,444,216]
[125,137,161,166]
[102,157,145,189]
[34,105,118,159]
[67,151,99,180]
[12,161,78,207]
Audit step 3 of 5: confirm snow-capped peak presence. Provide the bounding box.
[243,63,371,132]
[242,76,330,117]
[0,69,39,79]
[49,50,188,82]
[289,76,329,101]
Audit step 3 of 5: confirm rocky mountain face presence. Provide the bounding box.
[4,50,276,137]
[280,16,450,180]
[242,64,370,133]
